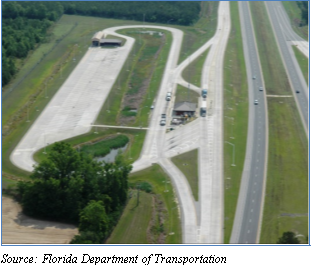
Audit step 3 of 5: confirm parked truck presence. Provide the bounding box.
[201,89,207,98]
[200,100,207,117]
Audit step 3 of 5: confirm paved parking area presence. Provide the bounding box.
[11,45,132,172]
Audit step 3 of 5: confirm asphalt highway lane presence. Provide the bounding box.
[230,1,267,244]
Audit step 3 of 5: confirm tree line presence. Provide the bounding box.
[2,1,64,87]
[17,142,132,243]
[2,1,200,88]
[296,1,308,26]
[62,1,200,26]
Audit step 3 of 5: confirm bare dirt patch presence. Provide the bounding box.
[2,196,78,244]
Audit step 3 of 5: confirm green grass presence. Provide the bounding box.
[250,2,292,95]
[250,2,308,244]
[175,85,200,104]
[260,98,308,244]
[79,134,129,157]
[106,191,153,244]
[128,164,182,244]
[171,150,199,201]
[182,48,210,88]
[223,1,248,244]
[292,45,309,86]
[282,1,308,41]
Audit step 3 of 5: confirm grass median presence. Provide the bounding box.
[171,149,199,201]
[250,1,308,243]
[261,97,308,243]
[223,1,248,243]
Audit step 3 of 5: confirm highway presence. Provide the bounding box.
[265,1,309,134]
[230,1,268,244]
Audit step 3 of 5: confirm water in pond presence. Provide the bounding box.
[94,144,128,163]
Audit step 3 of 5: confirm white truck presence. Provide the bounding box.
[200,100,207,117]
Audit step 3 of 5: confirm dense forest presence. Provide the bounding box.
[17,142,132,244]
[2,1,200,88]
[62,1,200,25]
[2,1,64,86]
[297,1,308,26]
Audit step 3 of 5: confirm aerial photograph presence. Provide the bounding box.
[1,1,309,244]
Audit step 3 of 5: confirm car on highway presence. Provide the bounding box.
[161,114,166,119]
[296,90,300,93]
[150,105,154,109]
[253,75,256,80]
[160,119,166,126]
[254,99,259,105]
[259,86,263,91]
[166,92,172,101]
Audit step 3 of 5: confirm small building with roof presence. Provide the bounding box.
[173,101,197,117]
[92,31,104,46]
[99,39,122,47]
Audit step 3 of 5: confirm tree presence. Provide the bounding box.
[18,142,132,227]
[277,231,300,244]
[79,201,109,236]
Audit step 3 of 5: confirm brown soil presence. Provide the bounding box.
[146,194,167,244]
[2,196,78,244]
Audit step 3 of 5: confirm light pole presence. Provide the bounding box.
[225,141,236,166]
[163,176,169,192]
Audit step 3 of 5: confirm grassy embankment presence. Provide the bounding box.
[107,164,182,244]
[282,1,308,41]
[171,150,199,201]
[223,1,248,243]
[292,45,308,86]
[250,1,308,244]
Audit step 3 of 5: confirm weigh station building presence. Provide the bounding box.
[92,31,122,47]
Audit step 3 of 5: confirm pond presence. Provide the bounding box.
[94,144,128,163]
